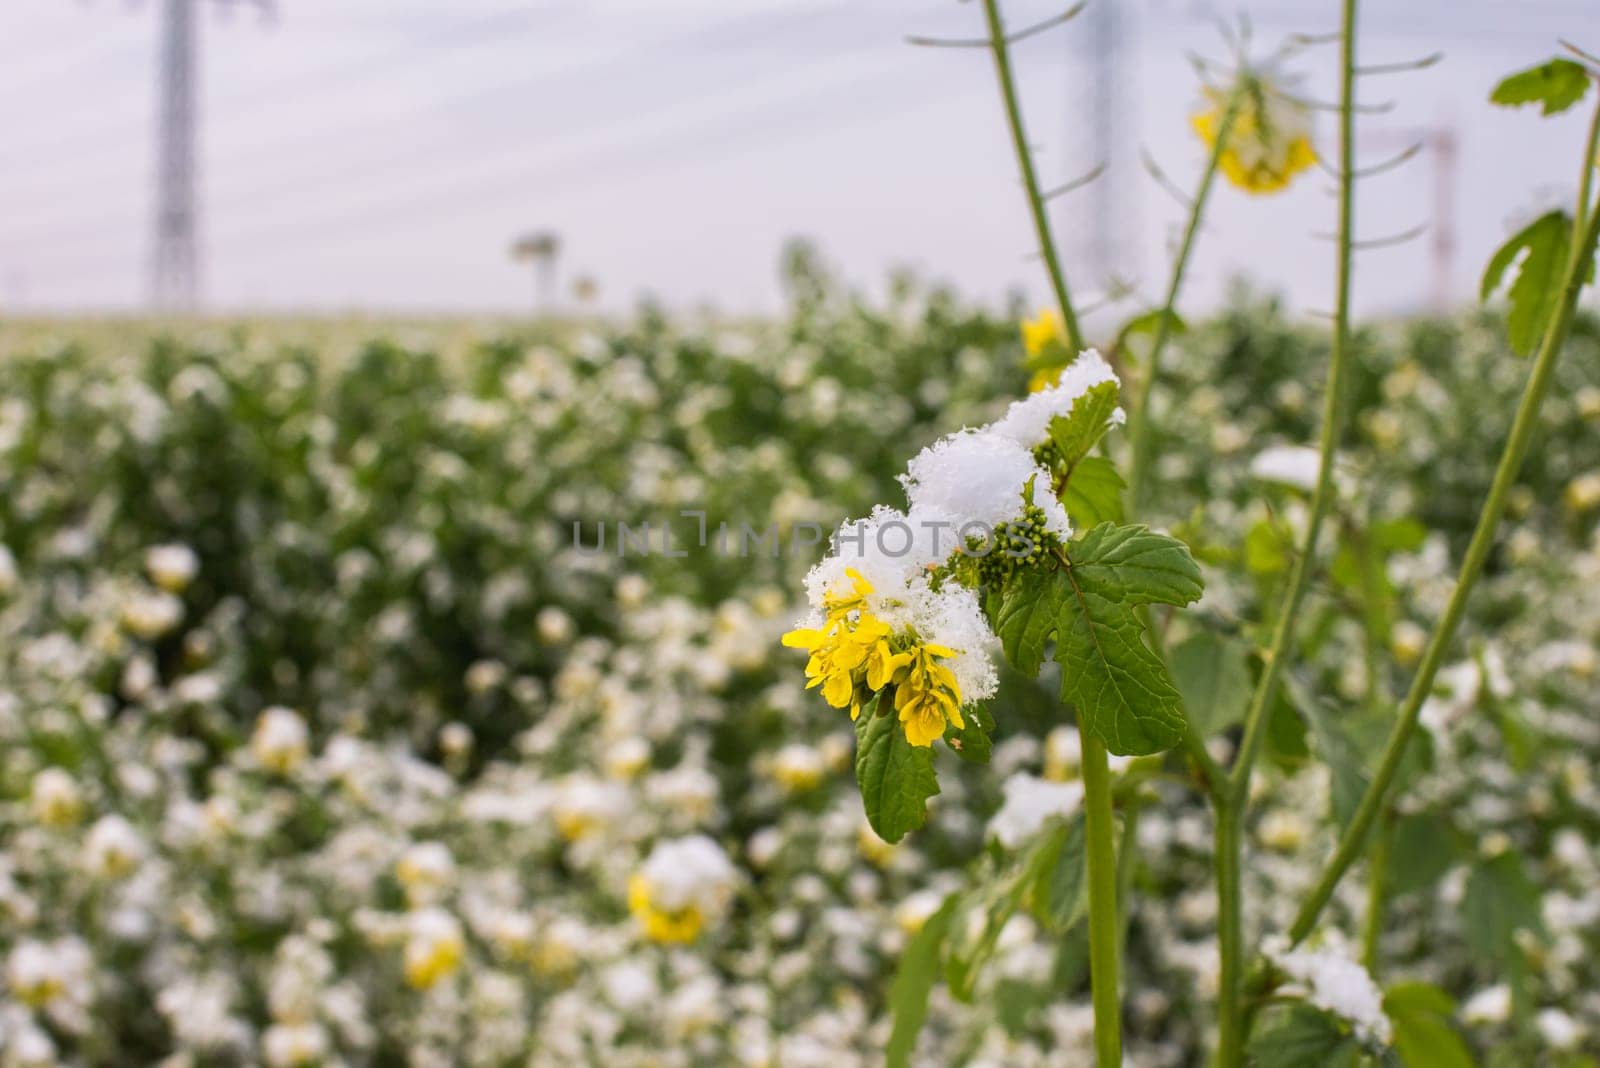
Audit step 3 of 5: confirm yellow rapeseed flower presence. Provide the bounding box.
[1192,78,1315,195]
[628,873,705,944]
[1021,309,1069,392]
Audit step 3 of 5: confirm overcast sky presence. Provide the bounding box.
[1,0,1595,326]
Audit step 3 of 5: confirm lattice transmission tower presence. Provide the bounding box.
[1061,0,1138,291]
[149,0,274,311]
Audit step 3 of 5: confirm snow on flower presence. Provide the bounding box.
[628,834,740,944]
[1264,936,1392,1045]
[989,348,1124,450]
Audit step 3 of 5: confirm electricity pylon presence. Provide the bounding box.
[150,0,273,311]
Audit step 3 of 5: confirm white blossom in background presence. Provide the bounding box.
[1249,444,1321,492]
[252,707,310,774]
[988,773,1086,849]
[145,543,200,593]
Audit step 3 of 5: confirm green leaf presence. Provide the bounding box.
[1462,852,1543,964]
[1026,814,1088,934]
[945,820,1070,999]
[944,703,994,764]
[1247,1004,1361,1068]
[1384,982,1473,1068]
[993,571,1070,678]
[1115,308,1187,354]
[1265,684,1311,770]
[1057,523,1204,755]
[1299,689,1374,826]
[855,704,940,843]
[1047,380,1122,469]
[1489,58,1592,116]
[1061,455,1125,527]
[1169,630,1253,737]
[1480,210,1573,356]
[885,894,960,1068]
[1388,812,1459,896]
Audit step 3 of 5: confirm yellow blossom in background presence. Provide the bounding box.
[1020,308,1069,391]
[1193,75,1315,195]
[857,820,898,867]
[402,909,464,990]
[627,835,738,945]
[628,874,705,944]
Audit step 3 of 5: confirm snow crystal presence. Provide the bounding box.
[1264,936,1392,1045]
[901,429,1050,531]
[989,349,1123,449]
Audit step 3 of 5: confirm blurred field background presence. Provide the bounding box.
[2,1,1600,1066]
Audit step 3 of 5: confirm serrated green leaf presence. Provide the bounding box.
[855,705,939,843]
[944,703,994,764]
[1170,630,1252,737]
[1057,524,1204,755]
[1462,852,1543,964]
[886,894,959,1068]
[1384,982,1473,1068]
[1047,380,1121,470]
[1247,1004,1361,1068]
[1489,58,1592,116]
[993,571,1071,678]
[1481,210,1573,356]
[1061,455,1125,527]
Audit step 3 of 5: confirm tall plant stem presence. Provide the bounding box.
[1288,195,1600,944]
[1080,724,1124,1067]
[1127,93,1242,508]
[981,0,1085,352]
[1359,810,1393,972]
[980,2,1118,1058]
[1213,798,1245,1065]
[1215,0,1361,1057]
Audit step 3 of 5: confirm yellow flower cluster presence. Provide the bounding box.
[781,569,966,747]
[627,874,705,944]
[1192,83,1315,195]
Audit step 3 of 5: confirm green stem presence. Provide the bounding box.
[1288,196,1600,944]
[1216,2,1361,1057]
[1213,800,1245,1067]
[1079,724,1124,1066]
[1360,809,1393,972]
[1575,101,1600,235]
[1227,0,1361,809]
[1127,91,1243,508]
[980,0,1085,352]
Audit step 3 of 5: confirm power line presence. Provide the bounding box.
[7,1,880,255]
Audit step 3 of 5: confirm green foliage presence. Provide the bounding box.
[1463,852,1545,964]
[1169,629,1253,736]
[943,817,1086,1001]
[1246,1004,1362,1067]
[1481,211,1577,356]
[1047,380,1122,471]
[886,895,961,1068]
[944,703,995,764]
[1060,455,1126,527]
[1489,58,1592,116]
[994,523,1205,755]
[855,698,940,843]
[1054,524,1206,755]
[1383,982,1473,1068]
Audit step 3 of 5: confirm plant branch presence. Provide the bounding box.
[1216,0,1361,1059]
[1127,89,1242,508]
[981,0,1085,351]
[1286,193,1600,945]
